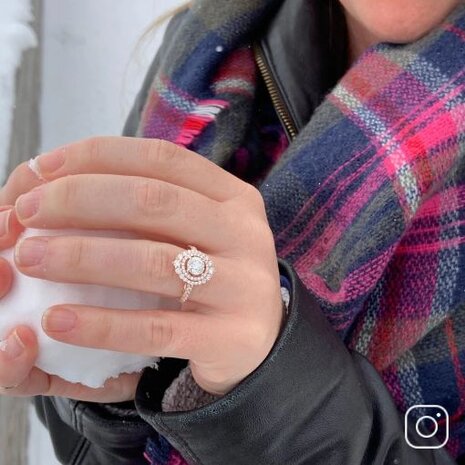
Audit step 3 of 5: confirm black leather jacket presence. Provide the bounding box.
[32,1,459,464]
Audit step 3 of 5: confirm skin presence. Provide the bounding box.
[339,0,461,62]
[0,1,461,402]
[0,138,284,400]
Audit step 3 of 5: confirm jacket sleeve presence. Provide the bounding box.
[33,396,154,464]
[133,257,458,465]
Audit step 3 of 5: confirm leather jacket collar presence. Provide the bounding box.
[256,0,349,139]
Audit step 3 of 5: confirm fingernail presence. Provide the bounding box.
[0,209,11,237]
[38,150,65,174]
[15,237,49,267]
[16,187,42,220]
[42,307,77,332]
[0,331,25,359]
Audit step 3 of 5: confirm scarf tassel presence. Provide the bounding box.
[175,99,229,147]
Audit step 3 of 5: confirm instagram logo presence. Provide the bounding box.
[405,405,449,449]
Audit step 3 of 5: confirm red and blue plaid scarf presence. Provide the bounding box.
[138,1,465,462]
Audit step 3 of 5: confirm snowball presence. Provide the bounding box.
[0,228,181,388]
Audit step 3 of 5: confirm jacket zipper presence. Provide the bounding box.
[253,42,298,142]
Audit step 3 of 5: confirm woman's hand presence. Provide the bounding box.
[0,136,284,401]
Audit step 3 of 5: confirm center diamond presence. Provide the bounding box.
[187,256,205,276]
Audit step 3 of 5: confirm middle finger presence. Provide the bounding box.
[14,175,234,252]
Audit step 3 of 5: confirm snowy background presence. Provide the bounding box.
[1,0,183,463]
[41,0,183,152]
[0,1,36,178]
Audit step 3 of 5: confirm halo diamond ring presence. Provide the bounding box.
[173,245,215,303]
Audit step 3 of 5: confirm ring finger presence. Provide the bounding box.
[14,235,233,306]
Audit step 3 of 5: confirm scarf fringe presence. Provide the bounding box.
[175,99,229,147]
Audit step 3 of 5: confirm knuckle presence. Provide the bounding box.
[134,181,160,216]
[149,316,174,353]
[134,179,180,219]
[148,139,190,181]
[243,215,271,245]
[148,139,183,174]
[141,244,172,282]
[65,237,89,269]
[84,136,103,165]
[60,176,80,212]
[91,312,113,345]
[135,140,154,173]
[243,184,267,213]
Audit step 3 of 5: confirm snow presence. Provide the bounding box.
[0,0,37,180]
[40,0,184,151]
[0,227,182,388]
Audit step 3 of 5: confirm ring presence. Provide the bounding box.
[173,245,215,303]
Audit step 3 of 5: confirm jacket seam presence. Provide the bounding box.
[70,437,90,465]
[71,400,80,432]
[157,417,202,465]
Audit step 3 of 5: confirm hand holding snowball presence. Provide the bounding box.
[0,137,285,401]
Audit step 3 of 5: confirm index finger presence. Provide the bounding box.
[33,137,250,202]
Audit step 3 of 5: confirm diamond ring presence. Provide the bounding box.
[173,245,215,303]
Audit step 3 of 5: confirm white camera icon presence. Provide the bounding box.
[404,405,449,449]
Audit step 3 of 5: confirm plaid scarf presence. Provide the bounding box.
[138,1,465,462]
